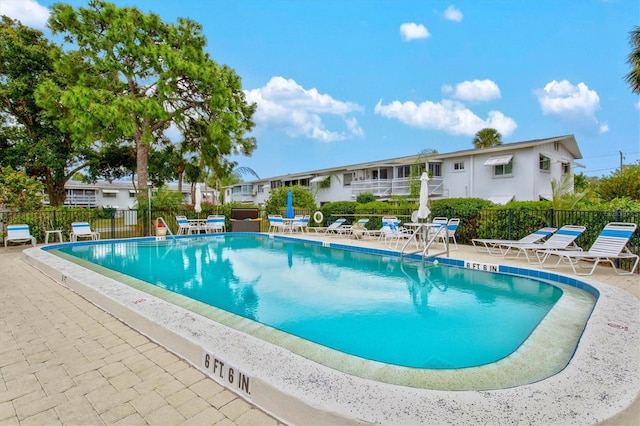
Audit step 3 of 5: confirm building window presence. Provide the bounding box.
[562,162,570,175]
[397,165,411,178]
[554,141,560,151]
[453,162,464,171]
[343,173,353,186]
[494,160,513,176]
[270,181,282,189]
[103,193,117,198]
[428,163,441,177]
[539,155,550,172]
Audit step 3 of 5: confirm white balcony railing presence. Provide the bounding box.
[351,177,444,198]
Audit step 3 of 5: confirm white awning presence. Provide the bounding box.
[101,189,119,194]
[488,195,514,205]
[128,190,139,194]
[539,194,552,201]
[574,161,586,168]
[310,175,329,183]
[484,155,513,166]
[262,184,271,190]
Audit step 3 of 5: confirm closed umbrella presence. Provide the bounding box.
[417,172,430,220]
[194,183,202,214]
[285,191,294,218]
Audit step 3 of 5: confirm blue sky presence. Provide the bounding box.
[3,0,639,179]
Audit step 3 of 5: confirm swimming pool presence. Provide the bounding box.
[55,235,564,370]
[26,234,638,425]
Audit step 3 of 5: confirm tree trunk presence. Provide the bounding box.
[137,139,149,192]
[46,178,68,207]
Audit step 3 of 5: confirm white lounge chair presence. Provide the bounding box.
[268,215,286,233]
[312,218,346,234]
[70,222,100,242]
[4,224,36,249]
[499,224,586,263]
[291,215,310,233]
[539,222,639,275]
[204,215,226,233]
[432,218,460,250]
[472,227,557,255]
[176,215,193,235]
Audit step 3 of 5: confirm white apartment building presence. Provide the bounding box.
[61,181,215,209]
[224,135,583,206]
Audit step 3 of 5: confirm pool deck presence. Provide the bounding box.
[1,233,638,425]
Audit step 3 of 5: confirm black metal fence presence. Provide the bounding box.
[2,206,638,272]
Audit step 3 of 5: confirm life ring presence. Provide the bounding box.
[313,211,324,224]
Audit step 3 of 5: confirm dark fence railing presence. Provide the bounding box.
[2,206,638,272]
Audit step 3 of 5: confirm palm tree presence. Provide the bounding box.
[625,26,640,94]
[472,128,503,149]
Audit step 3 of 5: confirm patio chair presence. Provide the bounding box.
[379,217,415,248]
[499,224,586,263]
[538,222,639,275]
[204,215,226,233]
[291,215,310,233]
[471,227,557,255]
[70,222,100,242]
[268,215,286,233]
[4,224,36,249]
[433,218,460,250]
[176,215,193,235]
[311,218,347,234]
[335,218,370,237]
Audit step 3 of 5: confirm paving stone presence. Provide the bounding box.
[174,365,206,387]
[175,395,212,418]
[130,391,168,416]
[235,408,280,426]
[208,390,238,409]
[13,392,67,421]
[190,378,226,400]
[109,370,142,391]
[20,408,62,425]
[113,413,146,425]
[219,397,251,420]
[0,400,17,422]
[144,403,187,424]
[100,402,136,424]
[166,387,198,407]
[55,396,102,425]
[181,406,227,425]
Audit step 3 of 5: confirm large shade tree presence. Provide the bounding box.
[625,25,640,94]
[37,0,256,196]
[472,127,503,149]
[0,16,97,206]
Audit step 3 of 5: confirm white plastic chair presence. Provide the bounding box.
[70,222,100,242]
[204,215,226,233]
[176,216,193,235]
[4,224,36,249]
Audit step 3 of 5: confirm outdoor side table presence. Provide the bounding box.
[45,230,64,244]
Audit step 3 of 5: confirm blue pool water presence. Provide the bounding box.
[56,235,562,369]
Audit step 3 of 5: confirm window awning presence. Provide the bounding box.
[484,155,513,166]
[262,184,271,190]
[128,190,139,194]
[488,195,514,205]
[539,194,552,201]
[310,175,329,183]
[101,189,119,194]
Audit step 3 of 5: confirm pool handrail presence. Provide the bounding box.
[156,217,177,241]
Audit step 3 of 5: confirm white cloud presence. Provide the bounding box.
[535,80,605,131]
[599,122,609,134]
[441,79,501,102]
[244,76,363,142]
[536,80,600,118]
[443,5,463,22]
[400,23,431,41]
[0,0,50,30]
[374,99,517,137]
[635,100,640,110]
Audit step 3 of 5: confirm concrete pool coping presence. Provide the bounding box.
[22,234,640,425]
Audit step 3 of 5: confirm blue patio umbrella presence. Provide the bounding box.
[285,191,294,218]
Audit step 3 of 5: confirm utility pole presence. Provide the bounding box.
[619,151,625,170]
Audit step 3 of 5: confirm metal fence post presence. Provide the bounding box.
[548,208,554,228]
[508,209,513,240]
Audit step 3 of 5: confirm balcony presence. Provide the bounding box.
[350,177,444,198]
